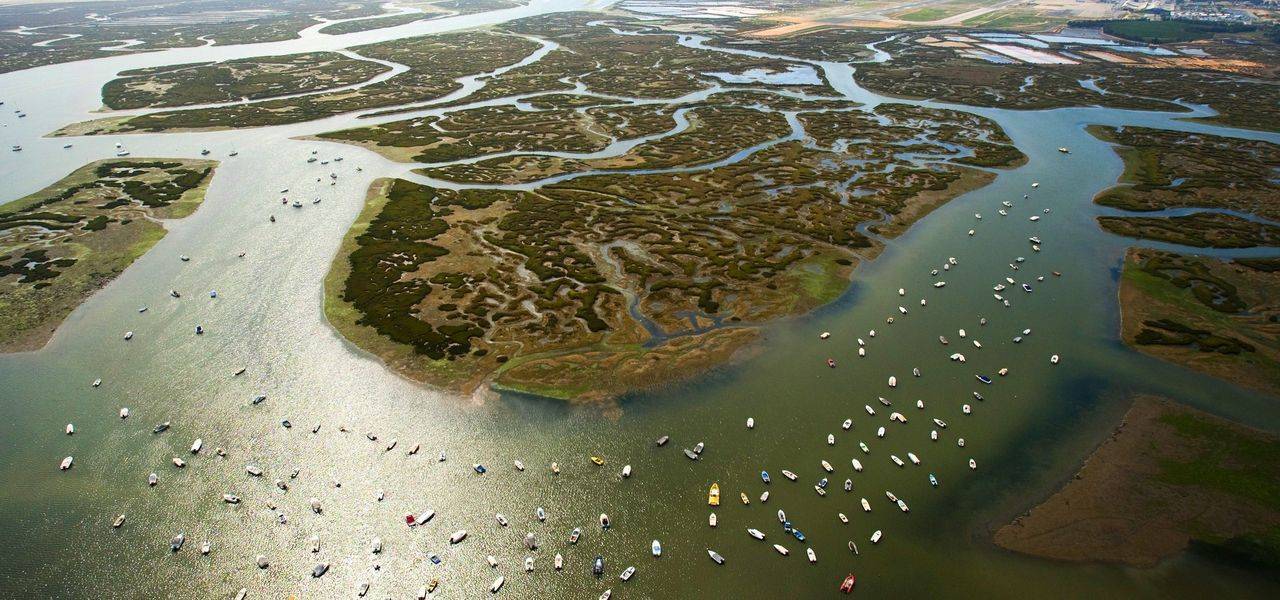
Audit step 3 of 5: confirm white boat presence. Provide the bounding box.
[864,405,875,416]
[842,419,852,430]
[709,512,717,527]
[958,438,966,447]
[861,498,871,512]
[907,452,920,465]
[963,404,972,414]
[621,464,631,478]
[619,566,635,581]
[821,460,833,472]
[124,331,133,340]
[600,591,611,600]
[778,509,787,522]
[245,465,263,476]
[555,553,564,569]
[525,556,534,572]
[760,491,769,503]
[969,459,977,470]
[496,513,508,527]
[827,434,835,445]
[888,376,897,388]
[190,439,202,454]
[819,331,830,339]
[746,417,754,429]
[59,456,73,470]
[113,514,125,528]
[747,528,765,540]
[1050,354,1060,364]
[537,507,546,521]
[773,544,789,556]
[898,499,910,513]
[490,576,505,593]
[707,549,725,564]
[148,473,158,486]
[781,470,797,481]
[890,455,904,467]
[119,408,129,419]
[814,485,827,496]
[859,442,870,454]
[871,530,883,544]
[172,457,186,468]
[65,423,74,435]
[876,427,885,438]
[807,548,817,563]
[652,540,662,557]
[450,530,468,544]
[851,459,863,472]
[839,512,848,523]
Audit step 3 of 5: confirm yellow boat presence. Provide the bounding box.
[708,483,721,506]
[740,492,750,505]
[590,456,604,466]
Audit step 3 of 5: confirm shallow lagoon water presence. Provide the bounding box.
[1,1,1279,597]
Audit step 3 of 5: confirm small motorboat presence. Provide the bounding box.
[684,448,699,460]
[859,442,870,454]
[590,456,604,466]
[652,540,662,557]
[537,507,547,521]
[792,529,806,542]
[740,492,750,505]
[190,439,202,454]
[782,470,797,481]
[827,358,836,368]
[760,491,770,503]
[246,465,263,477]
[171,534,185,552]
[778,509,787,522]
[496,513,508,527]
[871,530,883,544]
[807,548,817,563]
[490,576,505,593]
[908,452,920,465]
[841,573,857,593]
[619,566,635,581]
[748,528,765,540]
[408,443,420,455]
[709,512,717,527]
[827,434,835,445]
[112,514,126,528]
[551,462,560,474]
[843,479,852,492]
[888,376,897,388]
[839,512,849,523]
[898,499,910,513]
[774,543,789,556]
[842,418,852,430]
[593,555,604,577]
[525,556,534,572]
[172,457,186,468]
[969,458,977,470]
[891,455,905,467]
[929,473,939,487]
[473,464,487,474]
[656,435,669,446]
[851,458,863,472]
[821,460,833,473]
[746,417,754,429]
[570,527,581,544]
[600,513,611,529]
[1050,354,1060,364]
[707,550,725,565]
[555,553,564,570]
[59,456,73,470]
[148,473,158,486]
[449,530,468,544]
[761,471,770,484]
[976,374,992,384]
[861,498,871,512]
[814,485,826,496]
[621,464,631,478]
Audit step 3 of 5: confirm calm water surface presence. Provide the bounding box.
[0,1,1278,598]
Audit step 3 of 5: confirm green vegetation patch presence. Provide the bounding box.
[1068,18,1260,44]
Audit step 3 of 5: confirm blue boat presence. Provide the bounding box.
[429,553,441,564]
[792,529,806,542]
[473,464,487,474]
[783,520,792,533]
[976,374,992,384]
[760,471,770,484]
[818,478,828,489]
[929,473,938,487]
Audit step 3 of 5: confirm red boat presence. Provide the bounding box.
[840,573,856,593]
[827,358,836,368]
[405,514,416,526]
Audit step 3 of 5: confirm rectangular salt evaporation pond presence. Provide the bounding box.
[961,50,1015,64]
[1031,34,1117,46]
[1110,45,1178,56]
[978,44,1078,65]
[704,65,822,86]
[621,1,773,19]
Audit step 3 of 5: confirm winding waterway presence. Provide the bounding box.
[1,1,1278,597]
